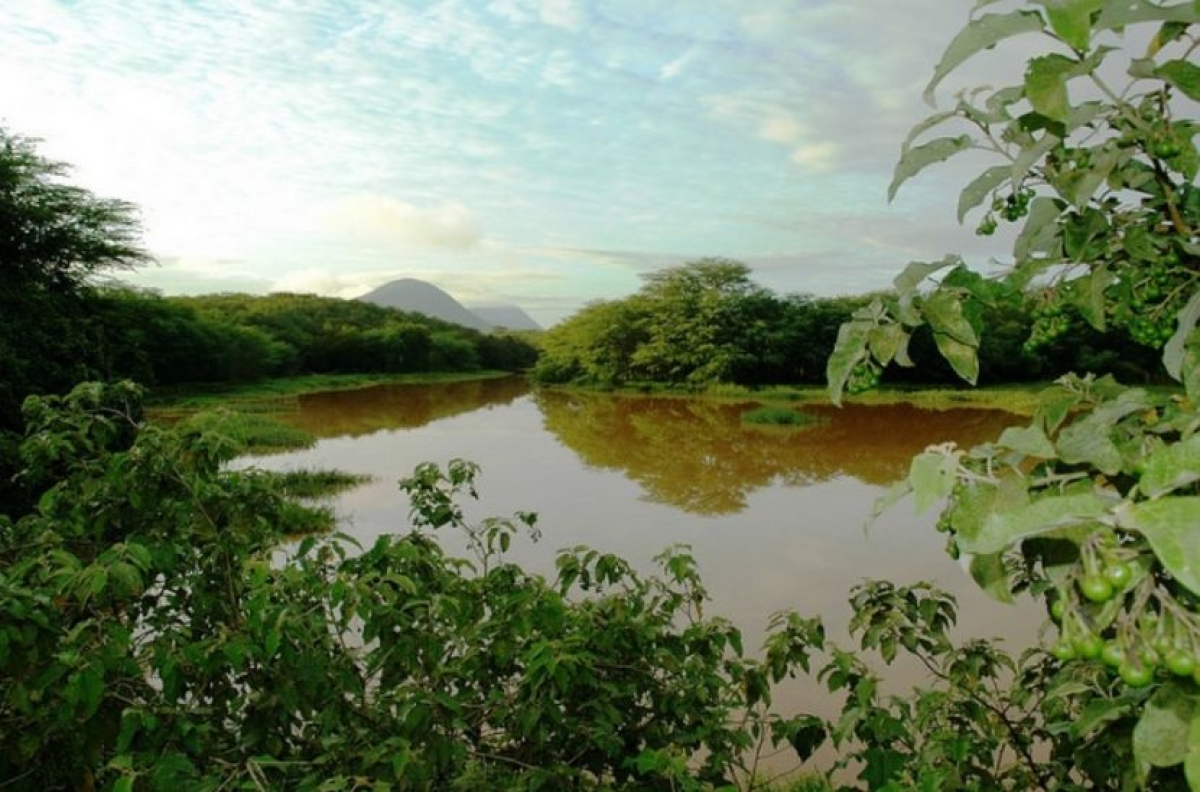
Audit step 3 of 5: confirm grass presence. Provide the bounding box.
[741,405,826,428]
[263,468,373,499]
[816,384,1045,415]
[277,499,339,536]
[151,370,512,413]
[179,410,316,455]
[744,772,834,791]
[543,380,1050,415]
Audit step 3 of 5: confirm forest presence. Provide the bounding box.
[530,258,1165,389]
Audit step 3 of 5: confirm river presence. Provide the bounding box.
[248,376,1045,754]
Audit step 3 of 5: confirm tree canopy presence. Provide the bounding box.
[0,129,148,292]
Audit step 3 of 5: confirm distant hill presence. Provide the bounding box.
[469,305,541,331]
[358,278,492,332]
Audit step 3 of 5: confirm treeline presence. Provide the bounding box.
[0,127,537,512]
[4,285,538,430]
[101,289,537,384]
[532,258,1164,388]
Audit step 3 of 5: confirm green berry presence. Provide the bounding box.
[1101,641,1126,668]
[1119,661,1155,688]
[1080,575,1114,603]
[1165,650,1196,677]
[1075,634,1104,660]
[1103,563,1132,588]
[1051,640,1077,661]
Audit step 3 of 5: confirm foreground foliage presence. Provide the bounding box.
[0,382,1163,790]
[829,1,1200,785]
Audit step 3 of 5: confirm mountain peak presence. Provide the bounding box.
[358,278,491,331]
[357,278,539,332]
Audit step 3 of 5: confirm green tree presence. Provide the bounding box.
[631,258,773,384]
[0,130,147,292]
[0,130,150,515]
[829,2,1200,784]
[533,299,649,385]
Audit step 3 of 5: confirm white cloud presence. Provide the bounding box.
[759,114,805,145]
[326,196,484,250]
[537,0,582,31]
[659,47,697,81]
[790,142,838,171]
[271,267,377,298]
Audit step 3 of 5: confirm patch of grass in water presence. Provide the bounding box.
[277,499,339,537]
[741,405,826,428]
[180,410,315,456]
[264,468,373,499]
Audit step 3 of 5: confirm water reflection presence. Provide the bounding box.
[284,376,529,439]
[260,380,1044,744]
[536,391,1016,515]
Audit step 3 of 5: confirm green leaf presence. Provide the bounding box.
[781,714,828,762]
[957,165,1011,222]
[998,424,1056,458]
[900,111,958,154]
[1037,0,1104,50]
[1163,289,1200,382]
[1057,419,1123,475]
[961,492,1117,555]
[924,290,978,346]
[1070,144,1121,209]
[1068,267,1114,331]
[827,320,871,406]
[1014,196,1064,261]
[78,666,104,717]
[1035,386,1082,433]
[924,11,1047,103]
[1025,54,1078,121]
[114,776,135,792]
[1157,59,1200,101]
[933,334,980,384]
[969,552,1015,603]
[1013,130,1063,185]
[1187,709,1200,790]
[923,289,980,383]
[909,450,960,515]
[1149,20,1192,55]
[868,323,907,366]
[888,135,974,202]
[893,331,915,367]
[1133,683,1197,768]
[1096,0,1199,30]
[897,256,960,300]
[1118,498,1200,595]
[1140,434,1200,498]
[1073,694,1138,738]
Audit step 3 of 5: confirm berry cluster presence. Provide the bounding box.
[1108,250,1196,348]
[846,360,882,395]
[996,187,1035,223]
[975,188,1036,236]
[1024,299,1073,351]
[1048,532,1200,689]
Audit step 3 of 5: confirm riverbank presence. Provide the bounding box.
[149,370,515,414]
[535,380,1052,416]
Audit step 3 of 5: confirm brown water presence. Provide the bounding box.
[252,376,1046,760]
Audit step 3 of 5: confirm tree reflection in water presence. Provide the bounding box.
[536,391,1017,515]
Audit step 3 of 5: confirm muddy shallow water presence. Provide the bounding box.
[250,377,1046,764]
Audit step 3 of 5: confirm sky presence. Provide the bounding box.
[1,0,1028,326]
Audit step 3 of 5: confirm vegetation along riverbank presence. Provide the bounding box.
[3,3,1200,789]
